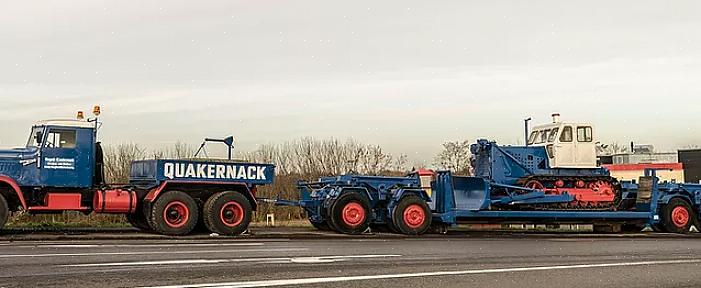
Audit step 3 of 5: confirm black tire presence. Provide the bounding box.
[311,221,331,231]
[621,223,645,233]
[203,191,252,236]
[149,191,199,236]
[392,195,432,235]
[662,198,697,234]
[126,208,151,232]
[329,192,371,235]
[0,194,8,230]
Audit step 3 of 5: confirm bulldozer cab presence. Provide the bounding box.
[527,114,597,168]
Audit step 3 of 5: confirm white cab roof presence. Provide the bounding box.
[34,119,95,129]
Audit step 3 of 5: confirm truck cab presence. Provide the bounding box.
[0,119,99,191]
[527,114,597,168]
[20,120,98,189]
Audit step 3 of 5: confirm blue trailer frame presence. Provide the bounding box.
[430,168,701,232]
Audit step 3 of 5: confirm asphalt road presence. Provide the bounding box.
[1,232,701,288]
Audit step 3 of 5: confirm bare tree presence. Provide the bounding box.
[597,142,629,156]
[103,143,147,183]
[434,140,472,175]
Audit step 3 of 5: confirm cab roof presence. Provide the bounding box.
[532,122,593,130]
[33,119,95,129]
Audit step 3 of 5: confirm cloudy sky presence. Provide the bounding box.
[1,1,700,163]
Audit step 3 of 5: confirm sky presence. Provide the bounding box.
[1,0,700,164]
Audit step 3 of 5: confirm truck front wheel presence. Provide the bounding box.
[0,194,8,229]
[203,191,252,236]
[150,191,199,236]
[662,198,697,234]
[392,195,432,235]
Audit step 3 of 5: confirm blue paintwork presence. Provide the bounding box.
[287,174,428,225]
[0,125,95,188]
[431,168,701,227]
[471,139,610,186]
[129,159,275,189]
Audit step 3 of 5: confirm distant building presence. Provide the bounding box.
[603,163,684,183]
[679,149,701,184]
[603,144,683,182]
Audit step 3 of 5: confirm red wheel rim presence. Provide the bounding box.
[671,206,690,228]
[525,180,544,190]
[341,202,366,227]
[163,201,189,228]
[403,204,426,229]
[220,201,245,227]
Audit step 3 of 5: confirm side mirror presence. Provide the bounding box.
[35,131,43,144]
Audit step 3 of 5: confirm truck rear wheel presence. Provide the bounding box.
[662,198,697,234]
[0,194,8,230]
[329,192,370,235]
[203,191,252,236]
[392,195,432,235]
[150,191,199,236]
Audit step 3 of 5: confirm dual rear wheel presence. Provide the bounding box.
[142,190,252,236]
[321,192,432,236]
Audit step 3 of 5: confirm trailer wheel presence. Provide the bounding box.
[150,191,199,236]
[329,192,371,235]
[392,195,432,235]
[662,198,697,234]
[203,191,252,236]
[311,221,331,231]
[0,194,8,230]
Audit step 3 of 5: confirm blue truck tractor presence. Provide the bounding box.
[278,115,701,235]
[0,106,274,236]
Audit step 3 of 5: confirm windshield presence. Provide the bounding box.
[26,127,43,147]
[527,131,539,145]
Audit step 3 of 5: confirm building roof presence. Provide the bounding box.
[602,163,683,171]
[33,119,96,129]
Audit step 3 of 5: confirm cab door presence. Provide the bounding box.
[574,126,597,167]
[40,127,94,188]
[553,126,576,167]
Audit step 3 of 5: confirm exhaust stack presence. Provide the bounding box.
[552,113,561,123]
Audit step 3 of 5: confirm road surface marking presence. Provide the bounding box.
[144,258,701,288]
[63,255,401,267]
[0,248,308,258]
[35,243,264,248]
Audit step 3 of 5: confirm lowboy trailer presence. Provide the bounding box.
[0,107,275,236]
[277,115,701,235]
[279,167,701,235]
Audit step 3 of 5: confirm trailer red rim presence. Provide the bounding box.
[671,206,690,228]
[341,202,366,227]
[220,201,245,227]
[525,180,544,190]
[403,204,426,229]
[163,201,189,228]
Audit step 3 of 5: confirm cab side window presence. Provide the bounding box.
[45,130,77,148]
[560,126,573,142]
[547,128,559,142]
[576,126,593,142]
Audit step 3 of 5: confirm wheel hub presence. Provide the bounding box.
[403,204,426,229]
[163,201,189,228]
[341,202,365,227]
[671,206,690,228]
[220,201,244,227]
